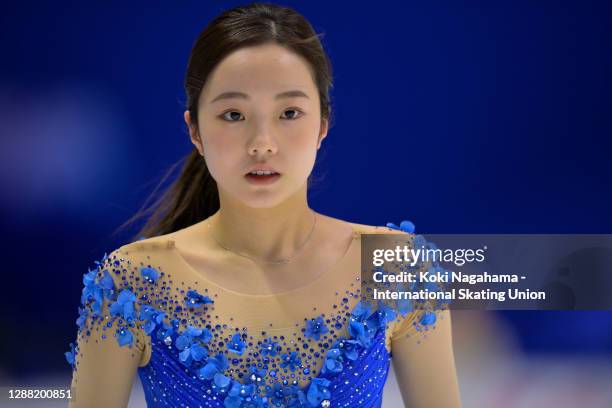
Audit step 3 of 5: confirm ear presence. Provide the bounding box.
[317,118,329,150]
[184,110,204,156]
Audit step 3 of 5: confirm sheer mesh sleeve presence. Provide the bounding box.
[370,226,450,343]
[390,304,443,341]
[66,247,150,408]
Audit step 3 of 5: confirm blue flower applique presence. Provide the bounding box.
[115,325,134,347]
[205,364,233,397]
[266,382,291,406]
[175,325,213,367]
[244,364,267,386]
[227,333,246,356]
[321,348,343,374]
[80,269,103,316]
[156,318,179,346]
[366,300,398,332]
[92,252,109,268]
[348,301,377,348]
[300,296,404,406]
[139,305,166,335]
[223,381,257,408]
[306,377,331,407]
[280,351,301,372]
[75,307,89,330]
[303,316,329,341]
[412,234,427,251]
[64,342,76,368]
[383,222,450,334]
[259,337,280,357]
[396,282,414,317]
[99,269,117,300]
[178,340,207,368]
[140,266,160,284]
[350,300,373,322]
[285,385,308,408]
[348,318,373,349]
[198,352,231,389]
[185,289,214,308]
[335,338,362,361]
[386,219,415,233]
[175,325,213,349]
[109,289,137,321]
[420,310,437,326]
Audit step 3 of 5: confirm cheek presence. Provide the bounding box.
[288,130,319,171]
[202,133,241,176]
[290,116,320,148]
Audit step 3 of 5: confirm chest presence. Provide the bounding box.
[120,242,398,407]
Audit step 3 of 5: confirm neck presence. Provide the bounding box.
[208,185,316,262]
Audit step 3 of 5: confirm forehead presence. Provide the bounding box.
[201,43,317,101]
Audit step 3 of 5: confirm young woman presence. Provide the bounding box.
[66,3,461,407]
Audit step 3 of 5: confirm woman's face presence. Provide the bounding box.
[187,43,328,209]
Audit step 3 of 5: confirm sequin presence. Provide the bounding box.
[66,220,445,407]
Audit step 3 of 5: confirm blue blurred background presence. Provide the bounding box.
[1,0,611,406]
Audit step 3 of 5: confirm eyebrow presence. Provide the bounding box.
[210,90,310,104]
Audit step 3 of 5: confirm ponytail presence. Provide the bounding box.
[113,149,219,242]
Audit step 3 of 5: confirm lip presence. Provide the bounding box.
[244,173,281,185]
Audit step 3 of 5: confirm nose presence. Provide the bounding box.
[247,129,278,157]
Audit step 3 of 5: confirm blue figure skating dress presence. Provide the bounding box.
[65,221,444,407]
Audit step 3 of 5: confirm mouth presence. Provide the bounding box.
[244,171,281,185]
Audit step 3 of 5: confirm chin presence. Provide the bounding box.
[222,187,286,209]
[242,194,289,209]
[220,177,306,208]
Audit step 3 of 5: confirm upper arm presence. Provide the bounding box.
[67,248,149,408]
[391,309,461,408]
[365,224,461,406]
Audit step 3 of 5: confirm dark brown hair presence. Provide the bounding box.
[114,2,334,242]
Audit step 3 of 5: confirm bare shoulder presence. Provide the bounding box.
[317,213,410,236]
[120,233,178,253]
[348,222,405,235]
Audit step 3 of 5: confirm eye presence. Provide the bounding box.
[220,111,244,122]
[219,108,304,122]
[281,108,303,120]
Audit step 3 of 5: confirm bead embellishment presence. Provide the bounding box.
[66,220,444,407]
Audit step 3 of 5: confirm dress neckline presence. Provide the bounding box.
[168,224,361,299]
